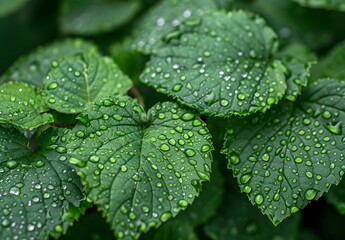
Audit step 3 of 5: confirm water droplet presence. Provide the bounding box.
[120,165,128,172]
[324,122,342,135]
[185,149,196,157]
[69,157,87,168]
[322,111,332,119]
[178,200,188,208]
[305,189,317,200]
[5,160,18,169]
[229,152,240,165]
[47,82,58,90]
[181,113,194,121]
[160,212,172,222]
[35,160,45,168]
[9,186,20,196]
[221,99,229,107]
[237,94,245,100]
[75,131,85,138]
[255,194,264,205]
[160,144,170,151]
[74,71,81,77]
[240,174,252,184]
[89,155,100,163]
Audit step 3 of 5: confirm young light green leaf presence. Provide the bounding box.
[67,96,213,239]
[0,82,54,129]
[326,178,345,215]
[59,0,141,35]
[276,43,317,101]
[204,178,301,240]
[291,0,345,11]
[315,40,345,80]
[0,126,85,240]
[0,0,29,17]
[131,0,218,54]
[0,39,97,87]
[223,78,345,225]
[141,11,287,117]
[44,52,132,114]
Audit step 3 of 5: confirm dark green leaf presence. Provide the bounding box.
[59,0,141,35]
[291,0,345,11]
[276,43,317,101]
[67,96,213,239]
[0,0,29,17]
[315,40,345,81]
[0,82,54,129]
[132,0,218,54]
[223,78,345,225]
[44,52,132,114]
[0,39,98,87]
[141,11,287,117]
[204,179,301,240]
[0,126,85,239]
[234,0,345,50]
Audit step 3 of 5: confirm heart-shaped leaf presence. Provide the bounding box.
[141,11,287,117]
[223,78,345,225]
[132,0,218,54]
[0,39,97,87]
[67,96,213,239]
[0,82,53,129]
[59,0,141,35]
[44,52,132,114]
[0,126,85,239]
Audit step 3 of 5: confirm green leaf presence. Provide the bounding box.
[204,178,301,240]
[44,52,133,114]
[0,126,85,239]
[67,96,213,239]
[0,0,29,18]
[59,0,141,35]
[151,219,198,240]
[327,178,345,215]
[0,82,54,129]
[0,39,98,87]
[315,40,345,81]
[234,0,345,50]
[131,0,218,54]
[178,160,224,227]
[276,43,317,101]
[223,78,345,225]
[141,11,287,117]
[291,0,345,11]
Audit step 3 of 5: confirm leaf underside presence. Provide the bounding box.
[223,78,345,225]
[0,39,97,87]
[67,96,213,239]
[0,127,85,240]
[141,11,287,117]
[0,82,54,129]
[44,52,132,114]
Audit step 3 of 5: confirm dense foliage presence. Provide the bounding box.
[1,0,345,239]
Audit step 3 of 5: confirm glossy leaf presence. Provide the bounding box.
[0,126,85,239]
[67,96,213,239]
[0,39,97,87]
[0,0,29,17]
[141,11,287,117]
[223,79,345,225]
[59,0,141,35]
[44,52,132,114]
[276,43,317,101]
[291,0,345,11]
[204,179,301,240]
[132,0,218,54]
[0,82,53,129]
